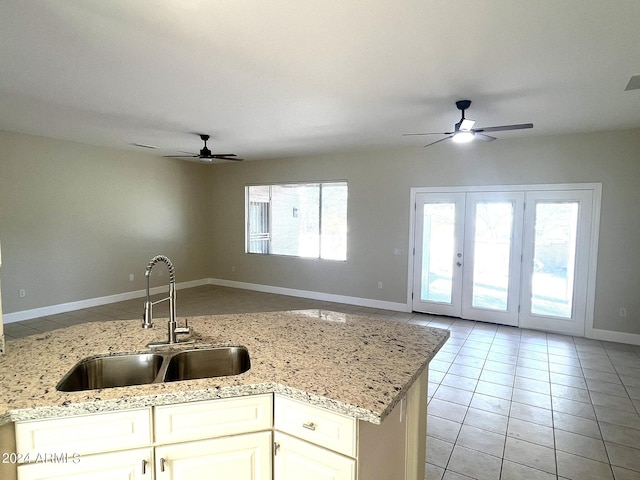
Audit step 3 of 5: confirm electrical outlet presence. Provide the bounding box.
[378,281,383,289]
[19,289,26,298]
[231,266,236,272]
[620,307,627,317]
[129,273,135,282]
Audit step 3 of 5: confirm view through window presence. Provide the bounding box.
[246,182,348,260]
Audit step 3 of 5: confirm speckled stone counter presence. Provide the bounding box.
[0,310,448,426]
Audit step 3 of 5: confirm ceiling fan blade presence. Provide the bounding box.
[403,131,452,136]
[424,136,453,147]
[475,133,497,142]
[211,155,244,161]
[473,123,533,133]
[164,154,198,158]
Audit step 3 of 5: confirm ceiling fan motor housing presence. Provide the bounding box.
[456,100,472,111]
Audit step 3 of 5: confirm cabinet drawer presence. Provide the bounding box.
[274,395,356,457]
[154,394,272,444]
[15,408,152,457]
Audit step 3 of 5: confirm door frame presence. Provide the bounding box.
[407,183,602,337]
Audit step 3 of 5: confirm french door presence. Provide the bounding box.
[411,186,598,336]
[412,192,523,326]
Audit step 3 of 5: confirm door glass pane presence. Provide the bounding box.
[421,203,455,303]
[471,202,513,311]
[531,202,579,318]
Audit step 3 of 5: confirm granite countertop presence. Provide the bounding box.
[0,310,449,426]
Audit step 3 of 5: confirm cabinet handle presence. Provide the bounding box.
[160,457,166,472]
[142,459,147,475]
[302,421,316,431]
[274,441,280,455]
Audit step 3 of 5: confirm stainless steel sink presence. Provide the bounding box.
[56,347,251,392]
[163,346,251,382]
[56,353,164,392]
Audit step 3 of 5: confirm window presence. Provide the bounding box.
[246,182,348,260]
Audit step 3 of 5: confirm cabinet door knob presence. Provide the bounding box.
[302,421,316,431]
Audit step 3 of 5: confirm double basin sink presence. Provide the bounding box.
[57,346,250,392]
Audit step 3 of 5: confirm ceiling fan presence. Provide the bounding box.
[403,100,533,147]
[164,134,244,162]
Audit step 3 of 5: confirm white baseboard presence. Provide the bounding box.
[3,278,409,324]
[589,328,640,347]
[7,280,639,347]
[3,279,209,324]
[207,278,411,313]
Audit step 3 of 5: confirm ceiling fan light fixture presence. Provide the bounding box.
[452,131,475,143]
[402,99,533,148]
[459,118,475,131]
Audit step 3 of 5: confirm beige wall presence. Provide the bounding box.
[1,128,639,337]
[208,129,640,336]
[0,130,211,314]
[0,241,4,352]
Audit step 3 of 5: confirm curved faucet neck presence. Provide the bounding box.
[145,255,176,283]
[142,255,177,329]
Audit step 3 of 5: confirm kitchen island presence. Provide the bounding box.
[0,310,448,479]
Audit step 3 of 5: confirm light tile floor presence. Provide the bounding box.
[4,285,640,480]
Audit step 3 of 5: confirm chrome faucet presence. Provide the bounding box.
[142,255,191,347]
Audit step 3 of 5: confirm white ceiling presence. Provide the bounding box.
[1,1,639,161]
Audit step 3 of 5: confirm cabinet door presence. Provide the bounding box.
[155,431,271,480]
[17,447,152,480]
[274,432,355,480]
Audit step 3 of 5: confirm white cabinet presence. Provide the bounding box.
[273,432,355,480]
[17,448,153,480]
[273,368,429,480]
[15,408,152,457]
[7,369,428,480]
[156,431,271,480]
[154,395,272,480]
[15,409,153,480]
[13,395,273,480]
[274,395,356,457]
[155,395,272,444]
[274,397,357,480]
